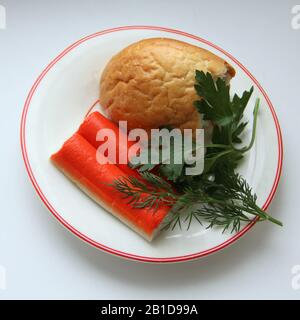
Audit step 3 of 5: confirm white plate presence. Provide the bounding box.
[20,26,283,263]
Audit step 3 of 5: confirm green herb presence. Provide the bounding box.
[130,134,185,182]
[110,172,176,211]
[194,71,259,174]
[112,170,282,232]
[157,139,185,182]
[164,170,282,232]
[112,71,282,233]
[194,70,253,145]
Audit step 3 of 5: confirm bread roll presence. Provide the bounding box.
[100,38,235,132]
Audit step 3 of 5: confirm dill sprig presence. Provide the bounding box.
[110,172,176,211]
[111,170,282,232]
[163,171,282,232]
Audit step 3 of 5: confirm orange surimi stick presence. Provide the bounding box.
[78,112,139,176]
[51,124,170,241]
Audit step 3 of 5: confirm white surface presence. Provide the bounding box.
[24,27,281,260]
[0,0,298,299]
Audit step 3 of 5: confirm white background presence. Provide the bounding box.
[0,0,299,299]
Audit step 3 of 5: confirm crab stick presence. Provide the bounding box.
[51,133,170,241]
[78,112,139,176]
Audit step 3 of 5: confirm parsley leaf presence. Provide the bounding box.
[194,70,254,145]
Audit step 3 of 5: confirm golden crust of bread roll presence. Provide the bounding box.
[100,38,235,132]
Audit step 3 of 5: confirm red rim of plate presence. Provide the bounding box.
[20,26,283,263]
